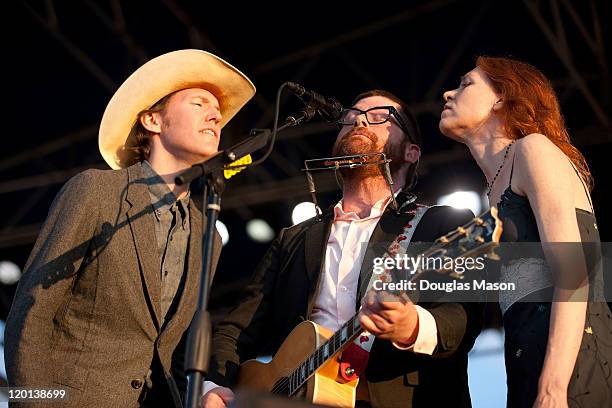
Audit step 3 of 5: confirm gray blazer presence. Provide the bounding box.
[5,163,221,407]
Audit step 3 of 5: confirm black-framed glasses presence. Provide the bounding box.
[337,106,415,142]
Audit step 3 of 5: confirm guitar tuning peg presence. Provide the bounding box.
[449,271,465,280]
[486,250,501,261]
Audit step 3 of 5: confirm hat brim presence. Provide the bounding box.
[99,49,255,169]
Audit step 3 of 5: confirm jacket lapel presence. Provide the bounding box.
[125,164,163,330]
[304,210,334,316]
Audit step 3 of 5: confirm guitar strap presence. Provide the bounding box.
[340,204,430,381]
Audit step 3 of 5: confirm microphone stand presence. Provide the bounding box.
[180,128,269,408]
[181,108,316,408]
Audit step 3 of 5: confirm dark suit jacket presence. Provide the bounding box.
[208,193,483,408]
[5,162,221,407]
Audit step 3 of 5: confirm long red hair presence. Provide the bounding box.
[476,56,593,191]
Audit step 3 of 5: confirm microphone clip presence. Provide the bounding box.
[286,105,317,127]
[286,82,343,122]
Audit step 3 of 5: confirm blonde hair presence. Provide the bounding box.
[122,92,175,166]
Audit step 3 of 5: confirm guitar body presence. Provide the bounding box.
[237,320,363,407]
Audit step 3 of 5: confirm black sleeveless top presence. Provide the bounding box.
[495,153,612,408]
[496,155,603,300]
[497,153,597,244]
[499,186,599,244]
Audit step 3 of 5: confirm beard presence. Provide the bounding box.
[332,126,378,157]
[331,127,407,182]
[385,137,408,175]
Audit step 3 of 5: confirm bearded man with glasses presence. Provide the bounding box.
[202,90,484,408]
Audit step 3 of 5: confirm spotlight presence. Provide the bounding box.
[216,220,230,246]
[291,202,317,225]
[246,219,275,243]
[437,191,482,215]
[0,260,21,285]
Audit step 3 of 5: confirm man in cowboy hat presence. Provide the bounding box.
[5,49,255,407]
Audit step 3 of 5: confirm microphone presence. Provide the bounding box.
[286,82,343,122]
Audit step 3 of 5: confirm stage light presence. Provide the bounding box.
[246,219,275,243]
[216,220,230,246]
[292,202,317,225]
[437,190,482,215]
[0,260,21,285]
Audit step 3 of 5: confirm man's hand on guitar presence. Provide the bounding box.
[201,386,235,408]
[359,290,419,347]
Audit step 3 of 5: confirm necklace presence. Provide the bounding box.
[486,140,515,196]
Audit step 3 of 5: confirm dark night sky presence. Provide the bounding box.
[3,0,611,319]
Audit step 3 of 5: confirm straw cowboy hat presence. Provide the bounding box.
[99,49,256,169]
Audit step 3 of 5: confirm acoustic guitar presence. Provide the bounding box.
[237,208,503,407]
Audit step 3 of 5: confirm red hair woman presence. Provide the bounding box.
[439,56,611,408]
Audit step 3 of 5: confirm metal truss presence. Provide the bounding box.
[523,0,610,127]
[3,0,610,248]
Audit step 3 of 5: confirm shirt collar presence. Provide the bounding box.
[333,189,402,222]
[141,161,190,217]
